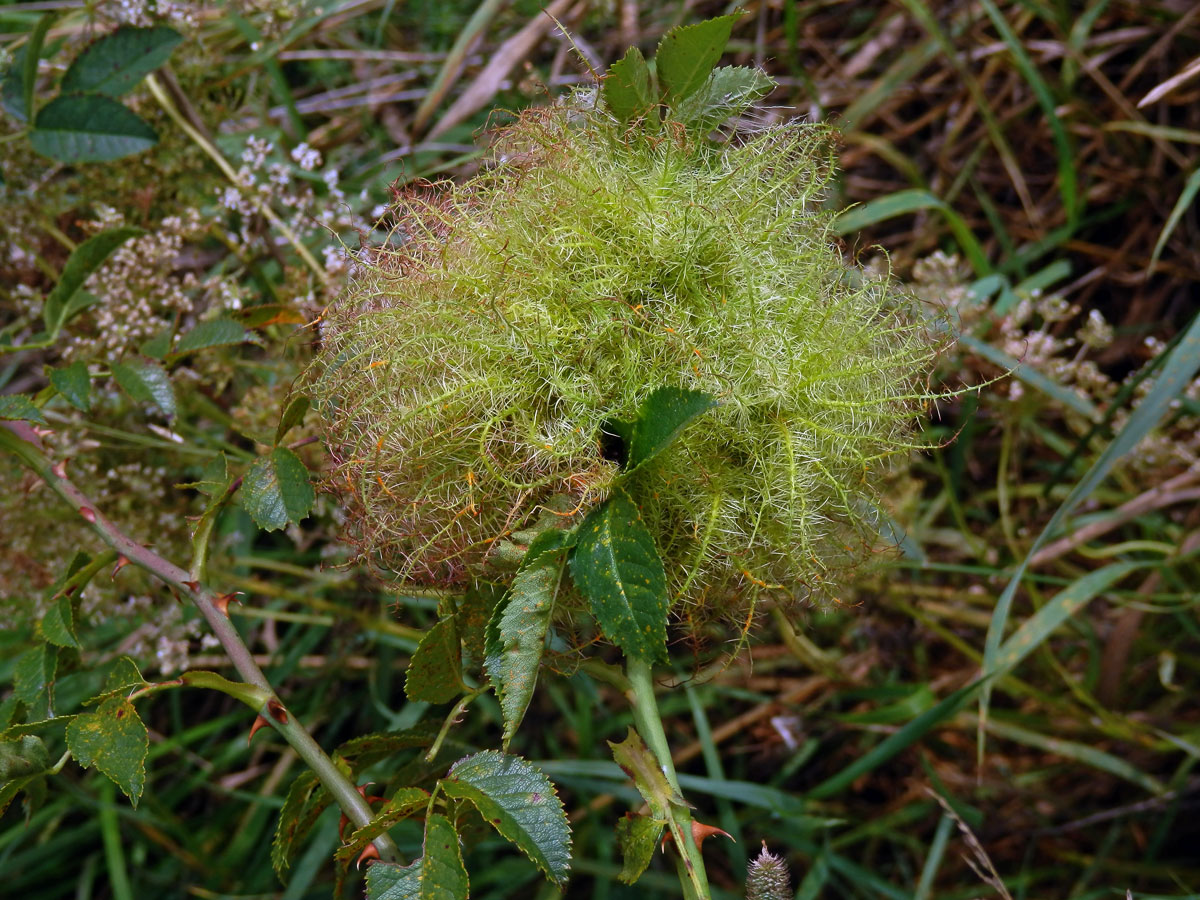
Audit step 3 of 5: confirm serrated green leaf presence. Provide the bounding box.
[66,696,148,806]
[655,14,739,105]
[104,656,147,694]
[0,394,46,425]
[406,614,464,704]
[111,357,175,418]
[458,582,502,671]
[441,751,571,884]
[47,361,91,412]
[672,66,775,130]
[61,25,182,97]
[485,535,568,745]
[30,94,158,163]
[2,46,30,123]
[608,727,687,820]
[0,735,50,781]
[275,394,310,445]
[174,318,250,355]
[13,644,56,708]
[272,771,330,880]
[603,46,655,124]
[624,386,718,474]
[614,813,664,884]
[139,325,173,359]
[569,491,668,663]
[39,595,79,648]
[336,787,430,867]
[367,814,468,900]
[333,723,440,771]
[0,773,47,819]
[42,228,142,335]
[241,447,314,531]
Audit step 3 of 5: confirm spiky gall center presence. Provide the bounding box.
[312,97,943,616]
[746,845,792,900]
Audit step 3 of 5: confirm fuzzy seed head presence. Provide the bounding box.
[747,845,792,900]
[312,97,944,618]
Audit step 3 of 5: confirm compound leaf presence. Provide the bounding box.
[335,787,430,867]
[13,644,57,709]
[0,395,46,425]
[441,751,571,884]
[272,771,330,880]
[39,595,79,649]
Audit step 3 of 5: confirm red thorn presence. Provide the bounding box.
[32,426,53,439]
[662,820,735,852]
[213,591,243,615]
[339,813,350,840]
[183,580,200,592]
[266,697,288,724]
[112,556,131,578]
[248,715,270,743]
[79,507,96,523]
[51,460,67,479]
[356,843,380,869]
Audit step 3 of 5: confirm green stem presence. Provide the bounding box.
[625,658,710,900]
[0,421,397,863]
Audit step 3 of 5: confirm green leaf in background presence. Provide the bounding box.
[485,531,569,745]
[335,787,430,868]
[66,696,148,806]
[614,812,664,884]
[47,361,91,412]
[0,734,50,781]
[174,317,251,355]
[673,66,775,131]
[624,385,718,474]
[43,227,143,336]
[0,394,47,425]
[457,581,501,671]
[333,723,439,771]
[1,46,30,122]
[139,325,173,359]
[405,614,464,704]
[569,491,669,663]
[111,358,175,417]
[366,814,469,900]
[441,751,571,884]
[103,656,147,694]
[2,14,53,123]
[13,644,57,709]
[603,46,655,124]
[272,771,331,880]
[275,394,310,445]
[241,447,314,531]
[60,24,183,97]
[39,595,79,649]
[655,14,739,105]
[30,94,158,163]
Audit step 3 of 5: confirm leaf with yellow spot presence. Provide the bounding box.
[569,490,668,663]
[66,696,148,806]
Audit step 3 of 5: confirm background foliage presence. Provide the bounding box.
[2,1,1199,899]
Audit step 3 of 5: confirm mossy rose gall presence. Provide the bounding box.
[312,94,944,617]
